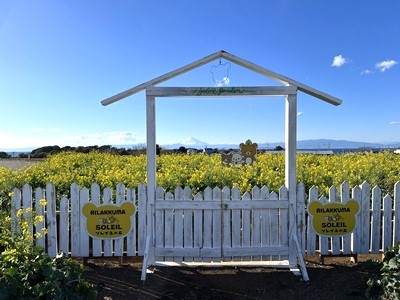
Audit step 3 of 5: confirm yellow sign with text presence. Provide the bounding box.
[82,202,136,239]
[307,200,359,237]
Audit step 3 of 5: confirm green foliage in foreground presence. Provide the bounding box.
[366,243,400,299]
[1,151,400,204]
[0,208,99,299]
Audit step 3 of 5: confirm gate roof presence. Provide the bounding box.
[101,50,342,106]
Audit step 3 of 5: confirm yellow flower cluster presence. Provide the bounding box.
[0,151,399,198]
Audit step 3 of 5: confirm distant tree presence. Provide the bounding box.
[156,144,161,156]
[274,146,284,151]
[0,151,10,158]
[178,146,187,153]
[31,145,61,157]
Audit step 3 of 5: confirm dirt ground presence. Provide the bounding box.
[0,158,42,170]
[83,255,382,300]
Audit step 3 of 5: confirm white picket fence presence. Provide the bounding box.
[9,181,400,259]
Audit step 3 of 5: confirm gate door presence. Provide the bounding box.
[154,185,290,264]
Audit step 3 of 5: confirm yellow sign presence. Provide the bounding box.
[307,200,359,236]
[82,202,136,239]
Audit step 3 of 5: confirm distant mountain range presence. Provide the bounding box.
[162,137,400,150]
[2,138,400,153]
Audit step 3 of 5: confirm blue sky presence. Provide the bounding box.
[1,0,399,150]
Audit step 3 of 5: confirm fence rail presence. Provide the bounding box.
[9,181,400,259]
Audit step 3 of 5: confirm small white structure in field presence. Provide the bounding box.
[101,50,342,282]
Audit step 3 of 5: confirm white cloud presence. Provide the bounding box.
[360,69,372,75]
[331,55,349,67]
[375,60,398,72]
[62,131,140,145]
[30,127,63,133]
[297,112,304,116]
[389,121,400,125]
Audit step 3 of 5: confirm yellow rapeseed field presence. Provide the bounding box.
[1,151,399,203]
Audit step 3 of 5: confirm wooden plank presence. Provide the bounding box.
[319,196,329,255]
[193,192,203,263]
[11,187,21,236]
[212,187,222,262]
[279,186,289,260]
[296,183,306,256]
[155,187,165,261]
[370,186,382,253]
[70,182,80,256]
[394,181,400,244]
[340,183,352,254]
[91,183,102,257]
[222,186,231,262]
[183,187,193,262]
[79,188,90,257]
[102,50,225,106]
[220,50,342,106]
[155,199,287,209]
[261,186,270,260]
[46,183,58,258]
[251,186,262,261]
[203,187,213,263]
[113,183,125,256]
[270,191,279,260]
[330,186,341,255]
[22,184,33,236]
[285,93,297,266]
[137,183,147,255]
[59,197,69,255]
[102,187,113,257]
[146,86,297,97]
[224,246,289,257]
[306,187,318,255]
[352,185,362,253]
[34,187,46,249]
[230,188,239,261]
[173,187,184,262]
[360,182,371,253]
[164,191,174,261]
[126,187,137,256]
[383,194,393,252]
[155,246,289,257]
[242,192,251,261]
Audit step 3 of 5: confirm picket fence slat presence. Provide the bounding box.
[394,182,400,244]
[340,182,351,254]
[91,183,102,257]
[371,187,381,253]
[8,181,400,261]
[35,187,46,248]
[46,183,58,258]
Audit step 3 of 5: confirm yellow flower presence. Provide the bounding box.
[39,199,47,207]
[34,215,44,224]
[5,216,11,222]
[16,209,23,217]
[34,232,42,239]
[26,207,32,213]
[8,192,14,197]
[42,228,48,234]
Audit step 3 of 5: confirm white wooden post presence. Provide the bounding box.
[285,91,297,266]
[142,91,156,280]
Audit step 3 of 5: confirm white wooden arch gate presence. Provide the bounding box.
[101,50,342,282]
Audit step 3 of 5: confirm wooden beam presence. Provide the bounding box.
[101,50,226,106]
[220,51,342,106]
[146,86,297,97]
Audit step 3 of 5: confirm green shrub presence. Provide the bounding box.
[367,243,400,299]
[0,205,100,299]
